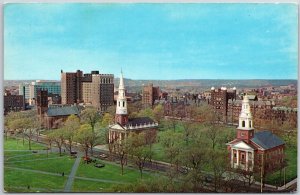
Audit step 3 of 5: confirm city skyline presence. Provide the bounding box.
[4,3,298,80]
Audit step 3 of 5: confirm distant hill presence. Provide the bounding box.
[4,79,297,90]
[116,78,297,88]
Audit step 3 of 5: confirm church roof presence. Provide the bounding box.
[251,131,285,150]
[46,106,80,117]
[127,117,156,126]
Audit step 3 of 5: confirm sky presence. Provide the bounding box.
[4,3,298,80]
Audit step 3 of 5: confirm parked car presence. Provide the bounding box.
[99,153,108,158]
[94,163,105,168]
[70,151,77,155]
[205,175,213,183]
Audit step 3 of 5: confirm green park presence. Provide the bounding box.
[4,104,297,192]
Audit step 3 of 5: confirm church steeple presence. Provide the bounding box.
[238,95,253,130]
[115,71,128,125]
[237,94,254,141]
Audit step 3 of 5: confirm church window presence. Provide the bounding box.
[118,101,120,107]
[249,121,251,128]
[242,121,245,127]
[123,102,125,107]
[234,153,236,158]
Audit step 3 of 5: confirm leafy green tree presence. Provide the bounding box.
[5,110,41,150]
[114,139,129,175]
[81,107,101,155]
[182,121,198,145]
[101,113,114,127]
[127,133,154,178]
[63,115,80,155]
[138,108,154,119]
[74,124,94,159]
[48,128,65,156]
[160,130,184,170]
[153,104,164,123]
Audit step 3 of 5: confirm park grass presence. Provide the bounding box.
[72,179,116,192]
[265,146,297,186]
[76,159,154,183]
[5,152,75,175]
[4,168,67,192]
[4,137,46,150]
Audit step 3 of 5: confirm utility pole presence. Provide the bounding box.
[260,154,264,193]
[284,166,286,189]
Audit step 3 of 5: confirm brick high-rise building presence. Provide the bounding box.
[142,83,160,107]
[4,93,25,115]
[61,70,83,105]
[209,87,237,122]
[61,70,114,111]
[36,89,48,116]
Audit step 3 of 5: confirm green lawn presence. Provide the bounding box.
[4,137,159,192]
[5,152,76,175]
[265,146,297,186]
[155,120,297,186]
[76,159,154,183]
[72,179,116,192]
[4,168,67,192]
[4,137,46,150]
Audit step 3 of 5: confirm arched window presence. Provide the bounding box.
[249,121,251,128]
[118,101,120,107]
[123,102,125,107]
[242,120,245,127]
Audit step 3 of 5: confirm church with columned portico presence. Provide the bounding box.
[226,95,285,174]
[108,71,158,143]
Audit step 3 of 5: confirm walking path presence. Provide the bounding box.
[5,166,62,177]
[5,166,126,184]
[6,156,66,164]
[63,154,82,192]
[4,186,63,192]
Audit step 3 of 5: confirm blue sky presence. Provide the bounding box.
[4,3,298,80]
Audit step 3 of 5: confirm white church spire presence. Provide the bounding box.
[116,71,127,115]
[238,94,253,130]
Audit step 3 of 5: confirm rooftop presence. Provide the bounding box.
[127,117,156,127]
[251,131,285,150]
[47,106,80,117]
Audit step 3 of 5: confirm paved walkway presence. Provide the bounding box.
[6,166,126,184]
[63,154,82,192]
[4,186,62,192]
[5,166,62,177]
[6,156,65,164]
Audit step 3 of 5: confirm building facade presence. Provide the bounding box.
[4,92,25,114]
[209,87,296,127]
[142,83,160,107]
[19,80,61,105]
[209,87,237,122]
[109,72,158,143]
[226,95,285,176]
[61,70,83,105]
[61,70,114,111]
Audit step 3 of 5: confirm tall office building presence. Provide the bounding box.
[61,70,114,111]
[19,80,61,105]
[142,83,160,107]
[61,70,83,105]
